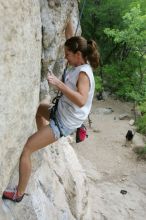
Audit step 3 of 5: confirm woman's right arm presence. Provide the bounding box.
[47,72,90,107]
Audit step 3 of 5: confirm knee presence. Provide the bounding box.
[36,105,43,117]
[36,102,49,117]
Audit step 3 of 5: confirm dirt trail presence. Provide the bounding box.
[73,97,146,220]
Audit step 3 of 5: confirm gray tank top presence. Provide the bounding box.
[57,64,95,129]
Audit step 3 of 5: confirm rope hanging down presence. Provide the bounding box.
[52,0,87,85]
[75,0,87,36]
[49,0,92,136]
[75,0,92,128]
[64,0,87,74]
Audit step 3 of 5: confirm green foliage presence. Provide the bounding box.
[80,1,146,102]
[138,101,146,114]
[94,75,103,92]
[80,0,132,60]
[104,5,146,52]
[134,146,146,158]
[80,0,146,135]
[135,101,146,134]
[103,4,146,101]
[136,114,146,134]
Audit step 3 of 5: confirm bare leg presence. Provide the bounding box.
[36,103,51,130]
[17,125,56,195]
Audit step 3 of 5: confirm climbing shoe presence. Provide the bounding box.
[2,186,24,202]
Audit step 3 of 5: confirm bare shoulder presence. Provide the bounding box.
[78,71,90,82]
[77,71,90,91]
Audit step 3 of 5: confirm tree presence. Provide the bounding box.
[104,4,146,101]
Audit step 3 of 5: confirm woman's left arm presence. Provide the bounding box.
[47,72,90,107]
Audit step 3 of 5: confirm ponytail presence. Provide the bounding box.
[65,36,100,69]
[87,40,100,69]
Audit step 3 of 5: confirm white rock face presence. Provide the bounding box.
[2,139,90,220]
[0,0,91,219]
[0,0,42,195]
[40,0,80,100]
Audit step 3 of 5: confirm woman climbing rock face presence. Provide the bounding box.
[2,36,100,202]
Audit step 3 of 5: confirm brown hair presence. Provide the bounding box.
[64,36,100,69]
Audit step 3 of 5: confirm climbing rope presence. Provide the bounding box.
[75,0,87,36]
[49,0,92,133]
[51,0,87,90]
[63,0,87,73]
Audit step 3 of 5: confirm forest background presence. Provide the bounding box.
[80,0,146,135]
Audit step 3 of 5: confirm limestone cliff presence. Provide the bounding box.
[0,0,90,219]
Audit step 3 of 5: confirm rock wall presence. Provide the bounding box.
[0,0,42,196]
[40,0,80,100]
[0,0,91,219]
[1,139,90,220]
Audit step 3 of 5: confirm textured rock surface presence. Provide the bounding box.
[2,138,90,220]
[40,0,80,100]
[0,0,91,219]
[0,0,42,195]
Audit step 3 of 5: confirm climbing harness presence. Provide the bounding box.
[49,0,91,140]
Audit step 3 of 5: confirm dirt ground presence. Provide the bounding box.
[73,97,146,220]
